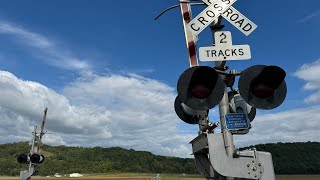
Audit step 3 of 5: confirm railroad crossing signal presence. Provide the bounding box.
[187,0,257,36]
[17,153,45,164]
[199,31,251,61]
[18,108,48,180]
[156,1,281,179]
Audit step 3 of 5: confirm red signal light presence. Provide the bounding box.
[252,83,274,99]
[191,84,211,99]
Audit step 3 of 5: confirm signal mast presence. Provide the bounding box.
[156,1,287,179]
[17,108,48,180]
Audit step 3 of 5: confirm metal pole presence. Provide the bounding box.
[179,0,199,67]
[211,18,235,180]
[28,126,37,172]
[38,107,48,154]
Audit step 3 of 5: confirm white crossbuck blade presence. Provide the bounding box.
[186,0,236,36]
[187,0,257,36]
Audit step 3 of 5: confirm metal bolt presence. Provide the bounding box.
[252,160,255,163]
[247,164,250,167]
[255,175,257,178]
[258,163,261,166]
[252,166,257,171]
[260,171,262,174]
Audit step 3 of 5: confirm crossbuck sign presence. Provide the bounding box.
[186,0,257,36]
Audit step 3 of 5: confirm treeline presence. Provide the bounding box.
[0,142,195,176]
[240,141,320,174]
[0,141,319,176]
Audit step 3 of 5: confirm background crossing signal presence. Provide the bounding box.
[30,154,45,164]
[17,154,29,164]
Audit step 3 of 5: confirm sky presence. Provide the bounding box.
[0,0,319,158]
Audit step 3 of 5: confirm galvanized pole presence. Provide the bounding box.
[211,18,235,180]
[28,126,37,172]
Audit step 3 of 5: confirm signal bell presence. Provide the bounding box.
[238,65,287,110]
[175,66,225,124]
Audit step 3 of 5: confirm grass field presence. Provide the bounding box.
[1,174,320,180]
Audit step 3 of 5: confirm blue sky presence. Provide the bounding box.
[0,0,319,157]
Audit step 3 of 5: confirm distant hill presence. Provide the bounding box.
[0,142,195,176]
[0,141,319,176]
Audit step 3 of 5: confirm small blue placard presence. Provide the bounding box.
[225,113,249,130]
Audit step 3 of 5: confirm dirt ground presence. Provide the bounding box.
[0,175,152,180]
[1,175,320,180]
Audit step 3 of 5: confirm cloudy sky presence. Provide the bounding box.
[0,0,319,157]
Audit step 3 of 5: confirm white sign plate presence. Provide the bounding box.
[202,0,257,36]
[199,31,251,61]
[199,45,251,61]
[214,31,232,46]
[186,0,236,36]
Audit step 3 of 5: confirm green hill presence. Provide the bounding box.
[0,142,195,176]
[0,141,319,176]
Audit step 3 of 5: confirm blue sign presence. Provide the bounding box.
[225,113,249,130]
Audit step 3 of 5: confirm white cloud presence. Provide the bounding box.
[235,106,320,147]
[62,72,195,157]
[0,20,195,158]
[0,70,113,144]
[294,59,320,104]
[0,21,90,71]
[0,70,195,157]
[298,10,320,23]
[1,65,319,157]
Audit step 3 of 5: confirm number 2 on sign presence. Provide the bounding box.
[220,33,227,43]
[215,31,232,46]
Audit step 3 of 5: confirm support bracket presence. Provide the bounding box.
[191,134,275,180]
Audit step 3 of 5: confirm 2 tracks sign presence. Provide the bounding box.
[199,31,251,61]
